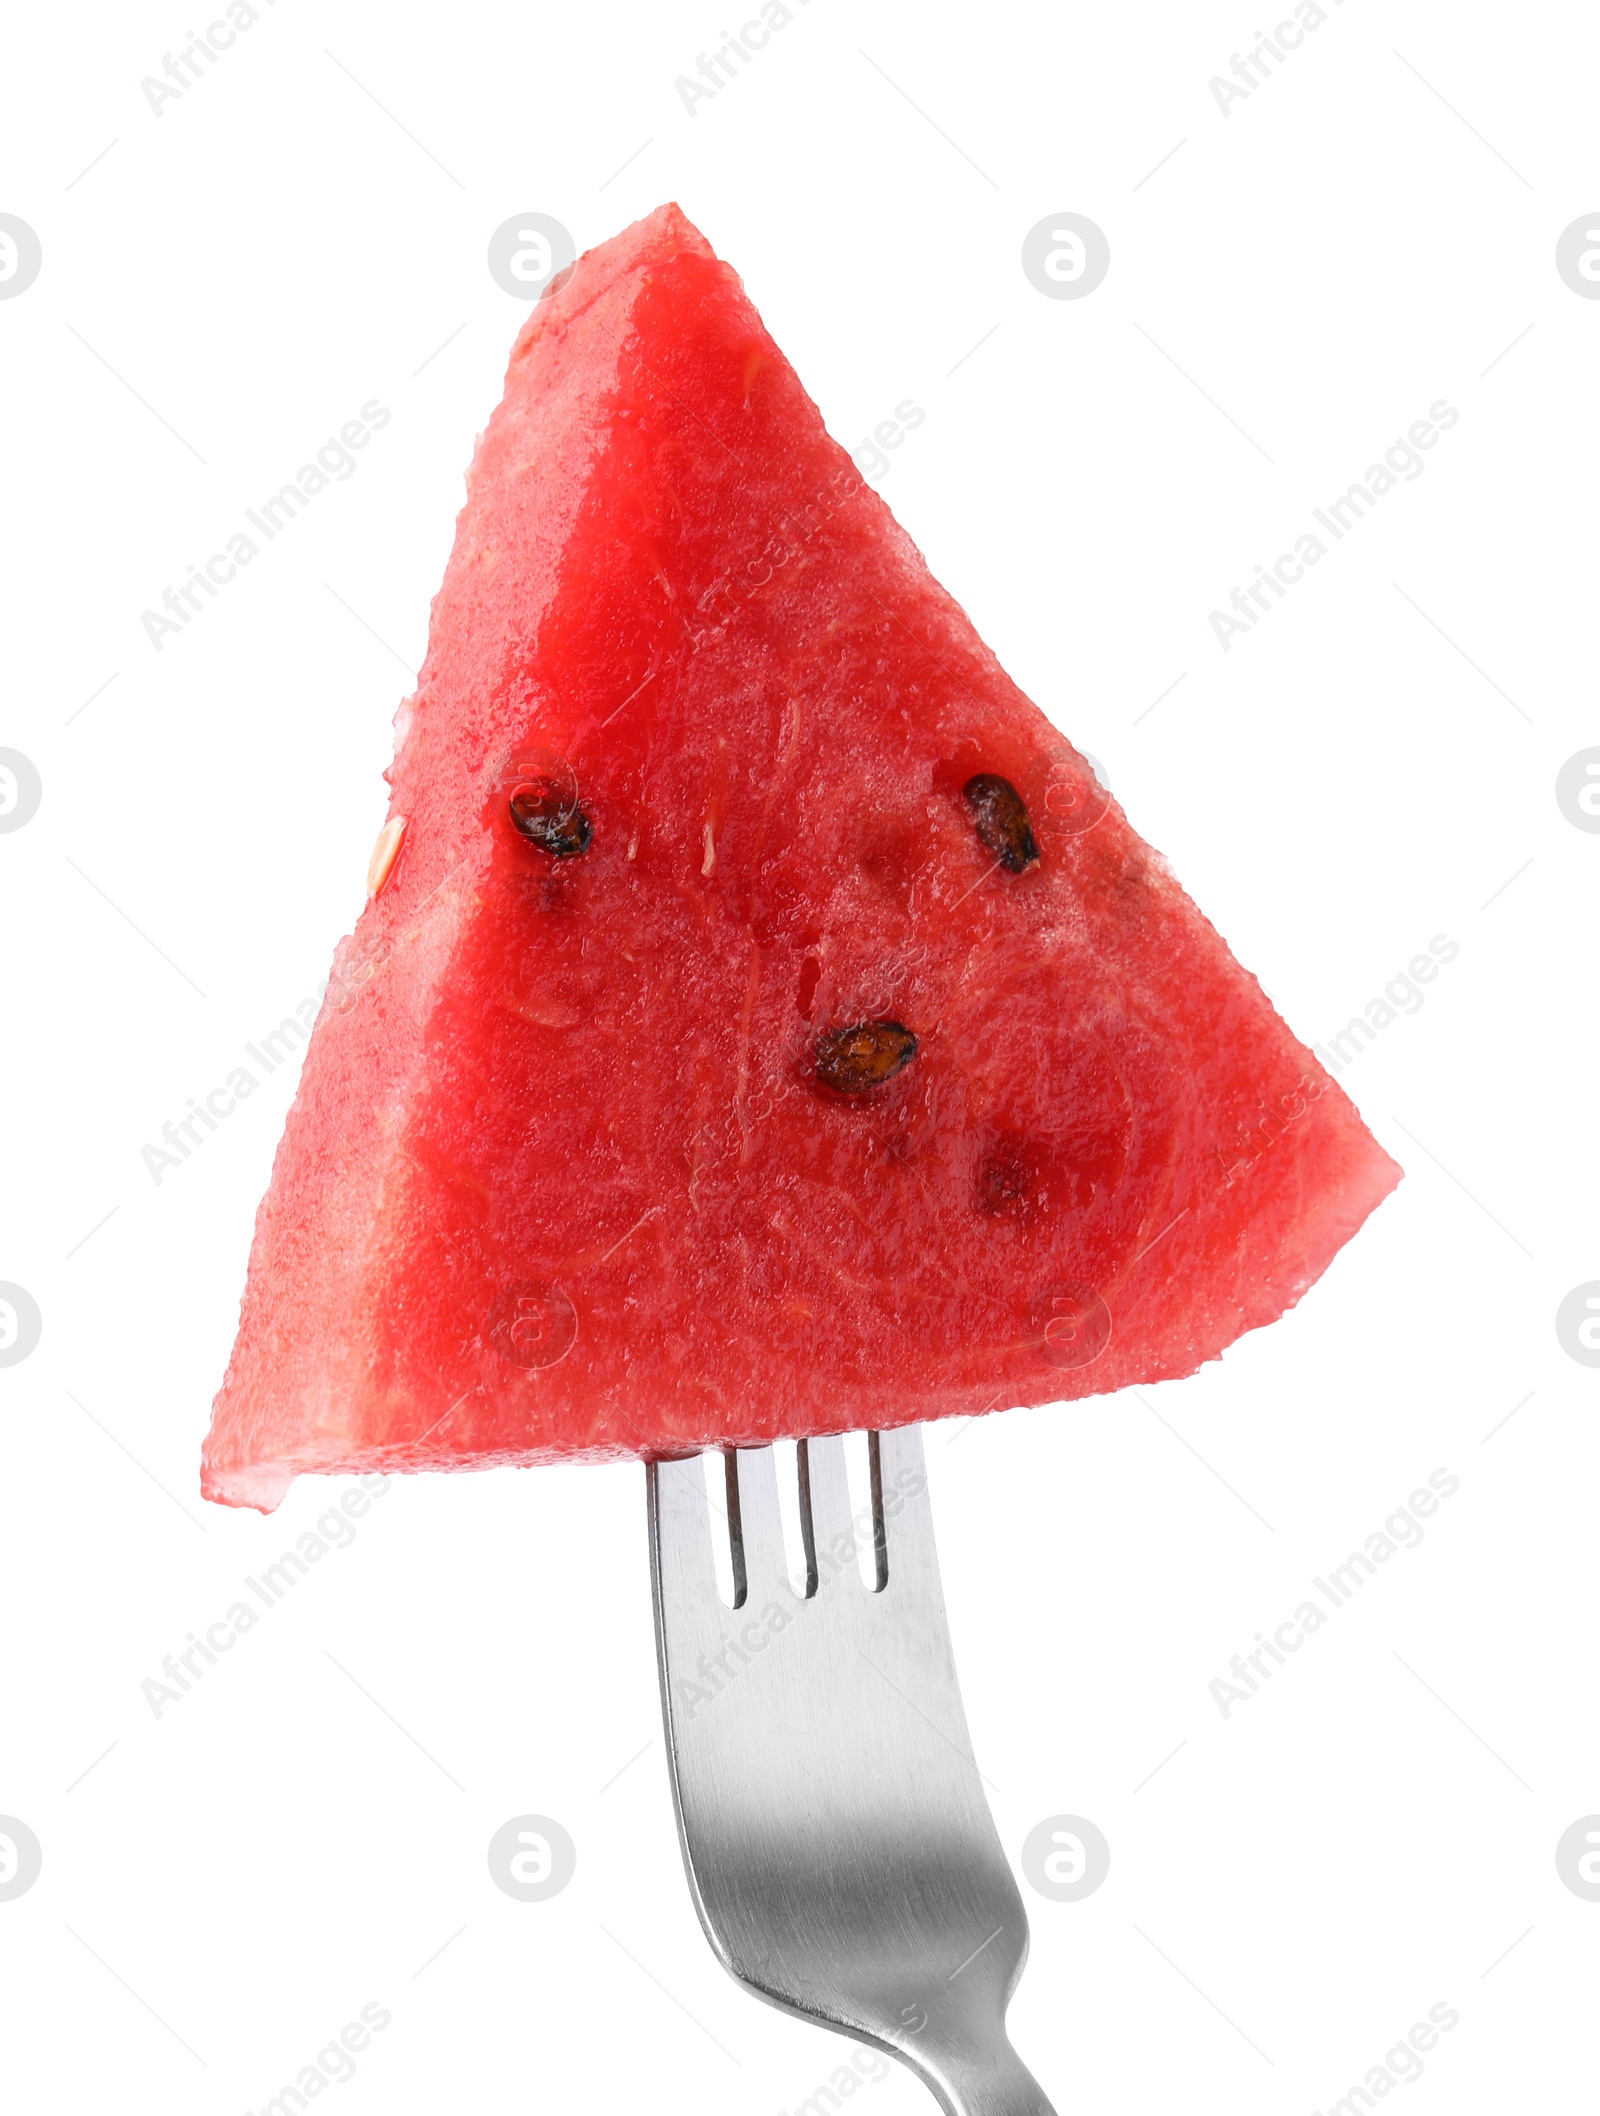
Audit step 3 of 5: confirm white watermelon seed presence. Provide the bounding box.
[367,816,407,897]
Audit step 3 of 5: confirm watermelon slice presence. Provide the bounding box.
[201,204,1399,1512]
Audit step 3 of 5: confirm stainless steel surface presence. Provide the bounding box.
[648,1429,1056,2116]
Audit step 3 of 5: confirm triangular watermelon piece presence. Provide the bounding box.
[202,204,1399,1511]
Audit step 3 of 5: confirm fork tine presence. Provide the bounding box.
[650,1454,718,1582]
[727,1446,786,1600]
[648,1454,739,1714]
[873,1419,927,1493]
[798,1435,857,1594]
[873,1424,936,1585]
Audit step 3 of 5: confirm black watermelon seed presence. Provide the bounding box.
[814,1020,918,1094]
[963,773,1040,873]
[510,781,593,859]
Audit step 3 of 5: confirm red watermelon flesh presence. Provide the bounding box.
[201,204,1400,1512]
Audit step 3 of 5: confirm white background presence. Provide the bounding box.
[2,1,1595,2110]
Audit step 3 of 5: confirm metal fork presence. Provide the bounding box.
[647,1427,1057,2116]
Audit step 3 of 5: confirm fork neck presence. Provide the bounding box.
[896,2019,1057,2116]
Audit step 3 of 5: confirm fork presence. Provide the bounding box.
[647,1427,1057,2116]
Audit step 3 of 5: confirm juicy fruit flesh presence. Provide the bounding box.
[201,205,1400,1511]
